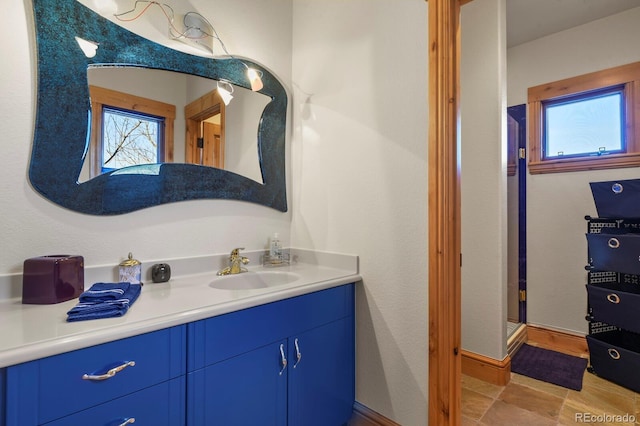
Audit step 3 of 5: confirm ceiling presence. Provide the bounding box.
[506,0,640,48]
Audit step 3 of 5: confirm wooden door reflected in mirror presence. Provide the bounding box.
[185,90,226,168]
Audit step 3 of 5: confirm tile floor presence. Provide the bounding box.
[462,346,640,425]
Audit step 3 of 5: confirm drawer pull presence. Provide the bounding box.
[82,361,136,381]
[118,418,136,426]
[608,348,621,360]
[293,338,302,368]
[607,293,621,304]
[612,183,624,194]
[608,238,620,249]
[279,344,287,375]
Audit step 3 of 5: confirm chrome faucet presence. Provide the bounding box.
[217,248,250,275]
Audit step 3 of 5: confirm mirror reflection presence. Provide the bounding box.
[83,67,270,184]
[29,0,288,214]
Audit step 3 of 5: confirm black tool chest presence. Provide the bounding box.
[585,179,640,393]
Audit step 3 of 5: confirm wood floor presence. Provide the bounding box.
[462,349,640,425]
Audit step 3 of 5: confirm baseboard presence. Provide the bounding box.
[526,324,588,358]
[350,402,400,426]
[461,350,511,386]
[507,323,527,358]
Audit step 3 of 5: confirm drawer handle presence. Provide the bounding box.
[293,338,302,368]
[82,361,136,381]
[119,418,136,426]
[607,293,621,304]
[612,183,624,194]
[608,238,620,249]
[608,348,621,360]
[279,344,287,375]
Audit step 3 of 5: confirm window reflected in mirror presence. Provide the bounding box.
[83,67,270,184]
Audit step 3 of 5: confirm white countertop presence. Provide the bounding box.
[0,249,360,368]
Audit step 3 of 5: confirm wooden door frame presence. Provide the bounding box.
[185,89,226,167]
[428,0,467,424]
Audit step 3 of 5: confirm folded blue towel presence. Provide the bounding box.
[79,282,131,303]
[67,283,141,322]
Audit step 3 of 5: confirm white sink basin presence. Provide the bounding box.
[209,270,301,290]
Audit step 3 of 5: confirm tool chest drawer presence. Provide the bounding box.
[586,217,640,275]
[586,273,640,334]
[590,179,640,219]
[587,330,640,393]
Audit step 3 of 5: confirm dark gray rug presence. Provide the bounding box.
[511,344,588,391]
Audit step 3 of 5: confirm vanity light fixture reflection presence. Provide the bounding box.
[216,81,234,106]
[75,36,99,58]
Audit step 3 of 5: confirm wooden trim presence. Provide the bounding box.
[528,61,640,102]
[184,90,225,167]
[88,85,176,176]
[461,350,511,386]
[527,61,640,174]
[507,323,527,358]
[428,0,461,424]
[526,324,589,358]
[351,402,401,426]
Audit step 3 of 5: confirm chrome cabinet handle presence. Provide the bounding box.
[608,238,620,249]
[82,361,136,381]
[608,348,621,360]
[607,293,621,304]
[118,418,136,426]
[293,338,302,368]
[279,344,287,375]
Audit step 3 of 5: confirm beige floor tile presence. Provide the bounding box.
[510,372,570,399]
[462,388,494,421]
[559,398,637,425]
[479,400,556,426]
[565,380,635,417]
[462,415,479,425]
[462,374,505,399]
[582,371,639,400]
[498,382,564,420]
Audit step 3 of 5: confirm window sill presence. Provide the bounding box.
[529,153,640,174]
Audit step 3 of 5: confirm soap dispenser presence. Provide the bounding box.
[269,233,282,263]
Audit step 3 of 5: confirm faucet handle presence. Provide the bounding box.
[230,247,245,257]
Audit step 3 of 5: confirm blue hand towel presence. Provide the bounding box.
[79,282,131,303]
[67,283,141,322]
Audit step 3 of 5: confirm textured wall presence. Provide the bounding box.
[460,0,509,360]
[291,1,429,424]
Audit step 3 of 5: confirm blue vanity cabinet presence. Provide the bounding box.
[5,326,186,426]
[187,340,288,425]
[186,284,355,426]
[0,368,5,426]
[287,317,355,426]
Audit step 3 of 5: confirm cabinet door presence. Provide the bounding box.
[288,317,355,426]
[187,340,287,426]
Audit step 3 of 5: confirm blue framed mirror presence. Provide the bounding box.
[29,0,288,215]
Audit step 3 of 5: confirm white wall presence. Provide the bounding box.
[0,0,292,287]
[460,0,508,360]
[3,1,431,424]
[508,6,640,334]
[291,1,429,424]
